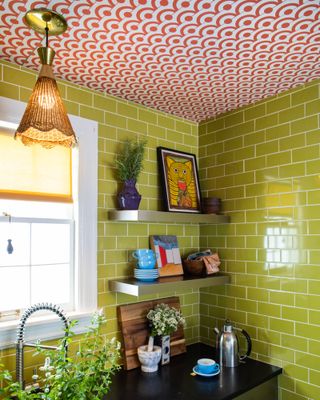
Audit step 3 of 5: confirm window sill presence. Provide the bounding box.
[0,311,95,350]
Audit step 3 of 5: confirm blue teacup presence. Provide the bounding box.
[132,249,155,259]
[136,254,156,262]
[197,358,219,374]
[137,258,156,269]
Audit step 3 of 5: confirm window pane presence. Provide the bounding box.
[0,266,30,312]
[0,222,30,266]
[31,264,70,304]
[31,223,71,265]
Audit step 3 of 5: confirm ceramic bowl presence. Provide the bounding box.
[137,345,162,373]
[132,249,155,259]
[137,258,156,269]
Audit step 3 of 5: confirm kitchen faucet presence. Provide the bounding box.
[16,302,69,388]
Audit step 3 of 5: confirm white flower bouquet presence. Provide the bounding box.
[147,303,185,336]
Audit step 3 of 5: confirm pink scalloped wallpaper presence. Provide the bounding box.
[1,0,319,122]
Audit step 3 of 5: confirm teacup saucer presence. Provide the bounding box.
[193,365,220,377]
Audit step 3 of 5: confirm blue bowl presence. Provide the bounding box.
[132,249,155,259]
[135,277,158,282]
[137,259,156,269]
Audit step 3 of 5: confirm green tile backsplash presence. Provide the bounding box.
[199,79,320,400]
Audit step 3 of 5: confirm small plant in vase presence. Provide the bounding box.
[147,303,185,365]
[114,138,147,210]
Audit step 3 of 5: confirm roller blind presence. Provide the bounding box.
[0,130,72,202]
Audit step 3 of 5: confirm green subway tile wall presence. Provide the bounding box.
[0,60,200,380]
[199,79,320,400]
[1,58,320,399]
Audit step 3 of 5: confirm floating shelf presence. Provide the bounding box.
[108,210,230,224]
[108,273,230,297]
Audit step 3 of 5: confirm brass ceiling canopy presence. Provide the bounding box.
[24,8,67,36]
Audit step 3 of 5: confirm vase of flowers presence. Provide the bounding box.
[147,303,185,365]
[114,138,147,210]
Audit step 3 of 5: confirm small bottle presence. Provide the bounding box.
[7,239,13,254]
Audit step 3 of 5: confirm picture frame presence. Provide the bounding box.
[150,235,184,277]
[157,147,202,213]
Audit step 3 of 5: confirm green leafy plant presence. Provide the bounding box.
[147,303,185,337]
[0,314,121,400]
[0,366,34,400]
[114,138,147,182]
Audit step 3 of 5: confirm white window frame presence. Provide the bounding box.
[0,96,98,349]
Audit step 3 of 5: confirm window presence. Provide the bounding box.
[0,217,75,313]
[0,96,98,348]
[0,131,74,313]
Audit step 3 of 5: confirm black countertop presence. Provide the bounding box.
[107,343,282,400]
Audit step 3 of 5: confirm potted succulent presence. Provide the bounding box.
[0,315,120,400]
[114,138,147,210]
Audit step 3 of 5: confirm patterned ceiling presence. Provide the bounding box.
[1,0,319,122]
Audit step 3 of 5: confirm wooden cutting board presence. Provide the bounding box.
[117,296,186,370]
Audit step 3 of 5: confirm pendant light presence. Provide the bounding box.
[15,8,77,148]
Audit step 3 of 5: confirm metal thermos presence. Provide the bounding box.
[215,320,252,368]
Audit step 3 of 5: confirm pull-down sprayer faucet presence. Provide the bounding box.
[16,302,69,388]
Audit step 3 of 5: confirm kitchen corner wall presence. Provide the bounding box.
[199,79,320,400]
[1,59,320,400]
[0,60,200,378]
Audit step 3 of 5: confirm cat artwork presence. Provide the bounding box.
[166,156,198,210]
[157,147,202,213]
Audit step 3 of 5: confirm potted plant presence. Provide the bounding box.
[0,314,121,400]
[114,138,147,210]
[147,303,185,365]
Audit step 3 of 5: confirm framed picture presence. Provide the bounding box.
[157,147,202,213]
[150,235,184,277]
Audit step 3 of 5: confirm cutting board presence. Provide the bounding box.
[117,296,186,370]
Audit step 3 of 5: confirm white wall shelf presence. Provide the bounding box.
[108,210,230,224]
[108,274,230,297]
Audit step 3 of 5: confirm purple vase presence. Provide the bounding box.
[117,179,141,210]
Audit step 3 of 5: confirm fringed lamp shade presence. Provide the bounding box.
[15,64,76,149]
